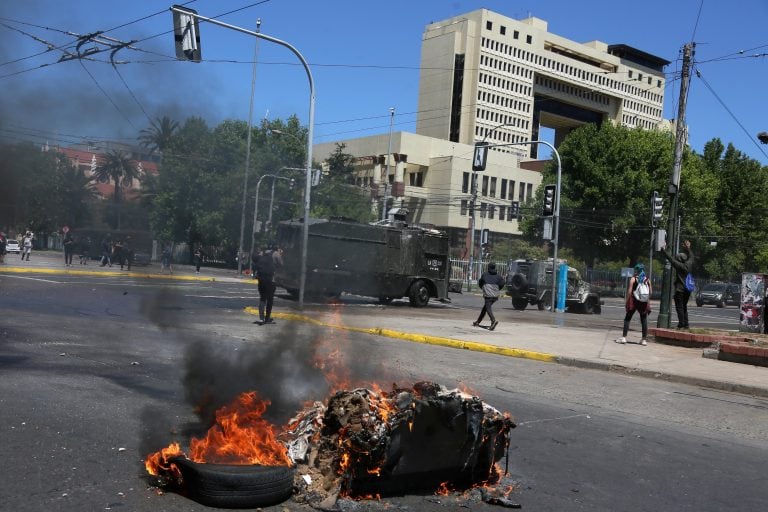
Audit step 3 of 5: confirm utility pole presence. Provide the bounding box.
[657,42,694,328]
[381,107,395,221]
[237,19,261,276]
[466,173,478,291]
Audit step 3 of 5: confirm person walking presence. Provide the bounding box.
[79,236,91,265]
[193,245,206,274]
[100,235,112,267]
[616,263,652,345]
[121,236,133,271]
[473,262,505,331]
[160,246,173,274]
[661,239,694,329]
[253,244,282,325]
[21,231,33,261]
[63,231,75,266]
[0,232,6,264]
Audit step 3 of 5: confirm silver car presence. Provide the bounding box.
[5,239,21,254]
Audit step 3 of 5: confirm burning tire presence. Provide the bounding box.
[171,458,295,509]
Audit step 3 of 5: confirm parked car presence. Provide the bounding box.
[696,282,740,308]
[5,239,21,254]
[505,258,602,314]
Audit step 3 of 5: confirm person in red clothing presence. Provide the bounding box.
[616,262,652,346]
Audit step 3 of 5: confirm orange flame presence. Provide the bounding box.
[145,391,291,476]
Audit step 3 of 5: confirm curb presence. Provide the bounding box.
[248,308,768,398]
[0,265,253,283]
[244,308,557,363]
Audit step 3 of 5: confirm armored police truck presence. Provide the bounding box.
[274,215,451,307]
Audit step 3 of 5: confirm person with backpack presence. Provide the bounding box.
[661,239,694,329]
[473,262,505,331]
[616,262,652,345]
[253,243,283,325]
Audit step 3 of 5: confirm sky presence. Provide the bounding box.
[1,0,766,164]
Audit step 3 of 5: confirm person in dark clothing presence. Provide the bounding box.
[63,232,75,266]
[616,263,652,345]
[100,236,112,267]
[253,244,283,324]
[661,239,693,329]
[79,236,91,265]
[473,262,505,331]
[193,245,206,274]
[121,237,133,271]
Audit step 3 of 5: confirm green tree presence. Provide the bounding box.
[311,143,375,222]
[521,123,697,268]
[92,150,140,230]
[138,116,179,154]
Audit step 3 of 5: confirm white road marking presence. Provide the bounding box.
[0,275,62,284]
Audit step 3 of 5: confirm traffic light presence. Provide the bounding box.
[651,191,663,227]
[510,200,520,220]
[542,184,556,217]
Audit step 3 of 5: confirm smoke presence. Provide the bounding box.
[0,1,234,147]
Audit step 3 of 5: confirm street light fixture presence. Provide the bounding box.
[170,7,316,310]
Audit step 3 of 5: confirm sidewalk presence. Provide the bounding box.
[4,251,768,398]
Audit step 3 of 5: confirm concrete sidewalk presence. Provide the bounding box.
[4,250,767,398]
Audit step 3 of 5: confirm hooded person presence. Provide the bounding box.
[661,239,694,329]
[473,262,505,331]
[616,262,652,345]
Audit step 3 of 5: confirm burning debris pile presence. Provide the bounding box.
[146,381,515,508]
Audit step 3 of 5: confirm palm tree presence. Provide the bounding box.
[138,116,179,154]
[93,150,140,230]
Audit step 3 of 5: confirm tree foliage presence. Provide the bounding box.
[311,143,375,222]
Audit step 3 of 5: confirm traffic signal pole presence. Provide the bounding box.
[657,42,694,328]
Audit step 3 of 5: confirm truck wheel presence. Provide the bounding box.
[408,280,430,307]
[510,274,527,292]
[582,299,596,315]
[512,298,528,310]
[537,301,546,311]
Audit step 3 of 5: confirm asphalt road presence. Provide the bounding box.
[1,273,766,511]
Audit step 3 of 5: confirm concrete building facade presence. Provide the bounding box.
[313,132,543,250]
[416,9,669,158]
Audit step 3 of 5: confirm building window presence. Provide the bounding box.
[526,35,532,44]
[508,180,516,200]
[513,30,519,39]
[490,177,497,198]
[500,178,507,199]
[518,182,525,202]
[486,21,493,30]
[488,205,495,220]
[462,172,469,193]
[498,205,506,220]
[480,202,487,218]
[482,175,489,196]
[527,183,533,199]
[500,26,506,35]
[409,171,424,187]
[460,200,468,216]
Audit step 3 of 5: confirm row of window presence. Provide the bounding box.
[623,98,662,119]
[621,114,657,130]
[355,171,425,188]
[485,20,533,45]
[480,54,534,80]
[535,76,611,107]
[480,36,664,105]
[459,200,518,222]
[476,108,530,131]
[478,71,532,97]
[462,172,533,201]
[477,89,532,113]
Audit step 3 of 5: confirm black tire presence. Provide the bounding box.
[536,301,546,311]
[171,457,294,509]
[509,274,527,292]
[717,300,725,308]
[582,299,596,315]
[408,279,430,307]
[696,300,703,307]
[512,297,528,310]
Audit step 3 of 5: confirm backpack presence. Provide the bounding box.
[685,273,696,292]
[633,278,650,302]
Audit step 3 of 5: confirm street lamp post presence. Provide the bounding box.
[382,107,395,221]
[251,174,294,258]
[478,123,563,312]
[169,7,315,310]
